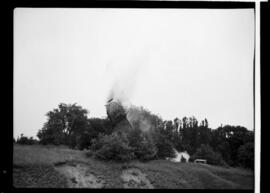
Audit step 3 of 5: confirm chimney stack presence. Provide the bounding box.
[105,98,133,132]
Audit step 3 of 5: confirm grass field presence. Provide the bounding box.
[13,144,254,189]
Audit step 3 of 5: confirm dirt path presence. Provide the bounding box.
[121,168,154,189]
[54,162,105,188]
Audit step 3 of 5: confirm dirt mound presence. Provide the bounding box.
[121,168,154,189]
[54,162,105,188]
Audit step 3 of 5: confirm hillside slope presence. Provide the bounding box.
[13,144,254,189]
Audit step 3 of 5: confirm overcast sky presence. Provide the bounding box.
[14,8,254,139]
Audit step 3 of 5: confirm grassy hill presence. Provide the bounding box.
[13,144,254,189]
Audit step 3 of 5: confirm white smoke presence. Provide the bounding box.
[105,47,150,104]
[126,105,153,133]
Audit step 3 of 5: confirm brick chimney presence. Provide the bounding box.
[105,98,133,132]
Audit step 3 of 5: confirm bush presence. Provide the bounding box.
[90,129,158,162]
[90,132,135,162]
[237,142,254,169]
[192,144,226,166]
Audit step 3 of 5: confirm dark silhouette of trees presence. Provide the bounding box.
[210,125,254,166]
[154,133,176,159]
[191,144,225,165]
[88,118,113,138]
[237,142,254,169]
[159,116,253,168]
[37,103,90,149]
[16,134,38,145]
[34,102,254,167]
[161,116,212,155]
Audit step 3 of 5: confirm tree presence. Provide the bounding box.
[87,118,113,144]
[178,116,201,154]
[154,133,176,159]
[237,142,254,169]
[198,119,211,146]
[37,103,90,149]
[210,125,254,166]
[192,144,225,166]
[163,120,174,141]
[210,128,232,165]
[126,105,172,160]
[172,117,182,151]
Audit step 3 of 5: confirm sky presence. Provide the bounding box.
[14,8,254,139]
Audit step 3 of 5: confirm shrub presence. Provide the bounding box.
[90,132,135,162]
[90,129,158,162]
[192,144,226,166]
[237,142,254,169]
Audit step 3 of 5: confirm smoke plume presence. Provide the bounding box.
[126,105,153,133]
[105,49,150,103]
[105,49,152,132]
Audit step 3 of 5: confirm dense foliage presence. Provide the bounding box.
[89,128,159,162]
[16,134,38,145]
[36,103,113,150]
[31,102,254,168]
[210,125,254,166]
[90,132,135,161]
[126,128,157,161]
[37,103,89,149]
[154,133,176,159]
[191,144,226,166]
[237,142,254,169]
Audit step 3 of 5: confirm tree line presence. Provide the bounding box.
[15,103,254,169]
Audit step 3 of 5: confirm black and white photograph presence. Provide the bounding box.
[12,1,259,190]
